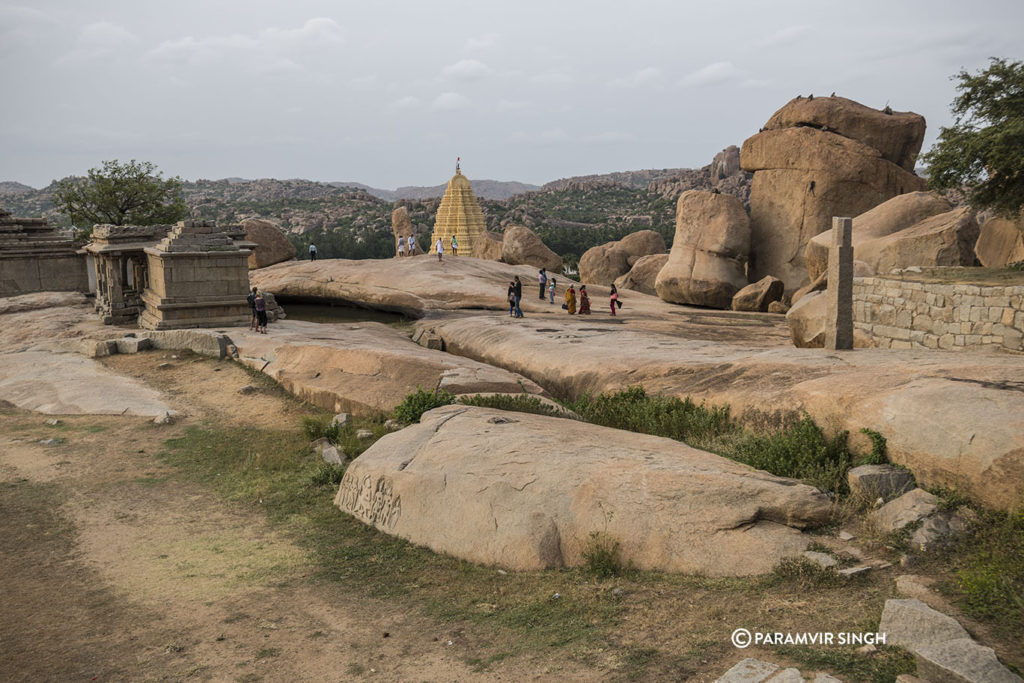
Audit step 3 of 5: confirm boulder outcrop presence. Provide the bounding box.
[805,192,953,280]
[655,190,749,309]
[500,225,562,272]
[855,207,979,275]
[975,214,1024,267]
[579,230,666,286]
[335,405,831,575]
[741,97,927,291]
[613,253,669,296]
[731,276,784,312]
[242,218,297,270]
[470,230,504,261]
[391,206,413,254]
[786,290,828,348]
[710,145,741,181]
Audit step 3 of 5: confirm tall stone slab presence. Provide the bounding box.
[430,162,486,255]
[825,217,853,350]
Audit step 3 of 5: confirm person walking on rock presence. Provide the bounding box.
[610,284,620,316]
[436,237,444,262]
[309,243,318,261]
[408,234,416,256]
[564,284,576,314]
[451,235,458,256]
[254,290,268,334]
[512,275,523,318]
[247,286,258,330]
[548,277,557,304]
[397,236,405,257]
[578,285,591,314]
[507,280,516,317]
[538,268,547,300]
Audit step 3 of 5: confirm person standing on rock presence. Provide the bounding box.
[548,277,557,304]
[309,243,318,261]
[254,291,268,334]
[538,268,547,300]
[507,280,516,317]
[408,234,416,256]
[247,286,258,330]
[512,275,523,318]
[451,235,458,256]
[610,284,620,316]
[435,237,444,262]
[565,284,576,314]
[397,236,405,257]
[578,285,591,314]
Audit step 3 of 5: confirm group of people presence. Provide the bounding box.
[247,286,269,333]
[506,268,622,318]
[396,234,418,257]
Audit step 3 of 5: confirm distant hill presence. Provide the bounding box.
[542,169,693,191]
[0,181,36,196]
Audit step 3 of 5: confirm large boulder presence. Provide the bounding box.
[500,225,562,272]
[786,290,828,348]
[655,190,749,309]
[763,95,927,171]
[579,230,666,285]
[242,218,296,270]
[805,192,953,280]
[731,276,784,312]
[741,101,927,291]
[613,253,669,296]
[335,405,832,575]
[975,214,1024,267]
[391,206,413,255]
[471,230,504,261]
[710,145,741,181]
[855,206,979,275]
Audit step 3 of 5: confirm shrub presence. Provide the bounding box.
[393,387,456,424]
[581,531,623,579]
[944,508,1024,626]
[857,428,888,465]
[310,463,346,487]
[458,394,567,418]
[301,415,340,444]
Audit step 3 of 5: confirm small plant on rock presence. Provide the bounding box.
[393,387,456,424]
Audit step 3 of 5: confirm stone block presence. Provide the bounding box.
[878,599,970,653]
[115,337,153,354]
[916,637,1022,683]
[848,464,916,502]
[873,489,938,532]
[714,658,779,682]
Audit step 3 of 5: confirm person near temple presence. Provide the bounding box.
[564,284,576,314]
[538,268,547,299]
[512,275,523,318]
[451,234,458,256]
[610,284,620,316]
[548,277,557,304]
[408,234,417,255]
[507,280,516,317]
[247,286,258,330]
[578,285,591,314]
[436,237,444,262]
[254,290,268,334]
[308,243,318,261]
[397,236,405,257]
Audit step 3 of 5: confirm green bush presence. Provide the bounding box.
[393,387,456,424]
[458,394,567,418]
[945,508,1024,627]
[310,463,346,487]
[581,531,623,579]
[857,428,888,465]
[301,415,340,444]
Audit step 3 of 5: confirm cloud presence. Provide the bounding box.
[465,32,498,50]
[390,95,421,110]
[430,92,471,110]
[529,70,572,85]
[757,25,811,49]
[677,61,742,87]
[512,128,568,143]
[262,17,344,46]
[440,59,491,80]
[584,131,634,143]
[609,66,663,88]
[57,21,139,64]
[496,99,528,112]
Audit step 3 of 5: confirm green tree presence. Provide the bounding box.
[53,159,188,231]
[922,58,1024,217]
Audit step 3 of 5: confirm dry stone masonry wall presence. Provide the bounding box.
[854,276,1024,351]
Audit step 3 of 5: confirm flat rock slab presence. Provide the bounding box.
[916,637,1022,683]
[229,320,544,415]
[427,314,1024,511]
[878,598,970,653]
[335,405,831,576]
[0,350,172,416]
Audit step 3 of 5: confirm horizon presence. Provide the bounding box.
[1,1,1021,189]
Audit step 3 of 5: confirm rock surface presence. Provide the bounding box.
[742,107,927,290]
[785,290,828,348]
[579,230,666,286]
[242,218,297,270]
[710,145,742,181]
[974,214,1024,268]
[336,405,831,575]
[613,253,669,296]
[847,464,915,502]
[391,206,413,242]
[732,276,784,312]
[470,230,504,261]
[500,225,562,272]
[655,190,749,309]
[879,598,971,652]
[855,207,980,275]
[915,638,1022,683]
[873,489,939,532]
[805,192,953,280]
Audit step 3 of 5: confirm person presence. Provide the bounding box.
[578,285,591,314]
[254,290,268,333]
[507,280,516,317]
[309,243,318,261]
[512,275,523,318]
[408,234,416,256]
[246,286,258,330]
[538,268,547,299]
[397,236,405,257]
[610,284,619,316]
[548,277,557,304]
[436,237,444,262]
[565,284,576,314]
[451,234,458,256]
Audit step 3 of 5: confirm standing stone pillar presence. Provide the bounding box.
[825,216,854,350]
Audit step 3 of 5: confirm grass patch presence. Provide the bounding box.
[772,643,914,682]
[458,394,567,418]
[581,531,624,579]
[769,557,842,589]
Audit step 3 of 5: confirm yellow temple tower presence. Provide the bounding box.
[430,160,486,254]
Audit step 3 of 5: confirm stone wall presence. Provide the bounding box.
[854,276,1024,351]
[0,254,89,296]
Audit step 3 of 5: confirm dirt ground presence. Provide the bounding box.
[0,351,592,682]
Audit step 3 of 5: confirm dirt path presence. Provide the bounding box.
[0,352,588,681]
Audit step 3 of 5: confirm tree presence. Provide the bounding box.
[53,159,188,231]
[922,58,1024,217]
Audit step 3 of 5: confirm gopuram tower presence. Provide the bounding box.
[430,159,485,254]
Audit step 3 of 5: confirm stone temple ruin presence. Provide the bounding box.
[85,224,172,324]
[0,208,88,296]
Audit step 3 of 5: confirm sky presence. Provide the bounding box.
[1,0,1021,189]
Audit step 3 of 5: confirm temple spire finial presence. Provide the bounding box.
[456,156,460,174]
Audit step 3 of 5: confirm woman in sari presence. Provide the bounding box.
[578,285,591,314]
[565,285,577,314]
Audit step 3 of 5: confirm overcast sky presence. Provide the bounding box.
[1,1,1021,189]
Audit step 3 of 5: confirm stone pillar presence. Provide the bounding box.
[825,216,854,350]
